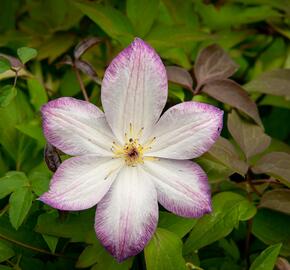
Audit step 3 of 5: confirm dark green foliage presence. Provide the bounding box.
[0,0,289,269]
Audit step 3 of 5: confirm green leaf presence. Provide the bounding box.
[0,90,34,161]
[77,241,133,269]
[259,189,290,215]
[168,84,185,102]
[76,245,99,268]
[0,266,13,270]
[0,58,11,74]
[37,33,76,63]
[17,47,37,64]
[9,187,33,230]
[195,1,280,30]
[146,25,209,51]
[218,238,240,261]
[126,0,159,37]
[0,85,17,108]
[74,1,134,44]
[0,213,48,254]
[144,228,187,270]
[35,210,94,242]
[249,243,282,270]
[227,110,271,159]
[259,95,290,110]
[252,209,290,256]
[158,211,197,238]
[29,171,50,196]
[184,192,256,253]
[42,234,58,254]
[0,240,14,262]
[252,152,290,187]
[27,78,48,111]
[16,118,46,147]
[59,69,80,96]
[196,157,234,183]
[0,171,28,199]
[162,0,199,28]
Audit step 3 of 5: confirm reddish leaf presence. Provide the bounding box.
[260,189,290,215]
[276,257,290,270]
[205,137,248,175]
[74,37,102,59]
[0,53,24,71]
[252,152,290,187]
[227,110,271,159]
[245,69,290,99]
[166,66,193,92]
[202,79,262,126]
[194,44,238,86]
[75,60,101,84]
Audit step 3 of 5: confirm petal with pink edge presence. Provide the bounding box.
[95,166,158,262]
[101,38,168,143]
[39,156,123,211]
[146,101,223,159]
[42,97,115,156]
[143,159,212,218]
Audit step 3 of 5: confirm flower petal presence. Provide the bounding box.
[95,166,158,262]
[101,38,168,143]
[39,156,123,211]
[142,159,212,218]
[146,101,223,159]
[42,97,115,156]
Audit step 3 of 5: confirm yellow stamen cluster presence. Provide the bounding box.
[111,125,157,166]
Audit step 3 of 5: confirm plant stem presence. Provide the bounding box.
[244,170,255,270]
[13,70,18,88]
[0,233,69,258]
[245,218,253,270]
[246,169,262,197]
[74,67,89,102]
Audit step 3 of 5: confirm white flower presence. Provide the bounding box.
[40,38,223,261]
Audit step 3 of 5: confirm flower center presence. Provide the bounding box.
[111,125,156,166]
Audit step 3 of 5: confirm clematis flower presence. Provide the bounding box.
[39,38,223,262]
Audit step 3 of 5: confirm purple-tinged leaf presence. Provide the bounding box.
[166,66,193,92]
[252,152,290,187]
[259,189,290,215]
[245,69,290,99]
[0,53,24,71]
[74,37,102,59]
[276,257,290,270]
[202,79,262,126]
[204,137,248,175]
[75,60,101,84]
[227,110,271,159]
[194,44,238,86]
[44,143,61,172]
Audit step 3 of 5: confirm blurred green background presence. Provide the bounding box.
[0,0,289,269]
